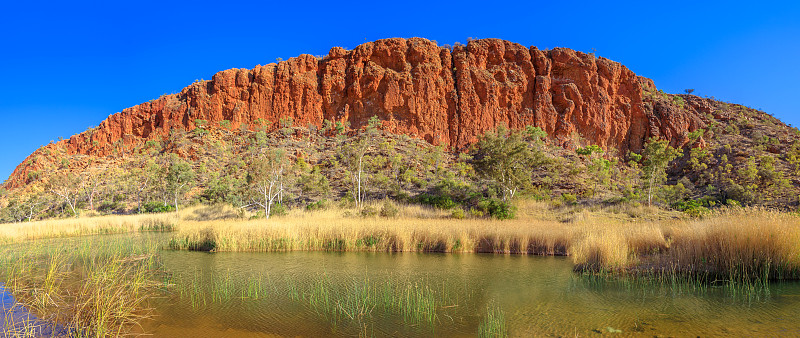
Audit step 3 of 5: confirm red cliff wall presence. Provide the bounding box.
[6,37,706,189]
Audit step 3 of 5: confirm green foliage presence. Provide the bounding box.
[413,194,457,210]
[672,199,712,218]
[724,123,740,135]
[166,157,196,211]
[269,203,287,217]
[524,126,547,143]
[659,182,689,206]
[305,199,330,211]
[587,157,614,195]
[299,166,331,198]
[672,96,685,108]
[476,198,516,220]
[359,206,379,217]
[640,138,681,206]
[785,143,800,174]
[145,140,161,149]
[576,144,603,156]
[687,129,705,142]
[201,173,243,205]
[561,193,577,205]
[450,208,465,219]
[219,120,231,129]
[471,125,547,201]
[379,200,399,218]
[280,117,294,136]
[144,202,175,213]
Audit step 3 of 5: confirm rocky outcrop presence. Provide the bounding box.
[6,37,709,189]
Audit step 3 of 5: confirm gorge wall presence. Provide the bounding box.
[6,37,709,189]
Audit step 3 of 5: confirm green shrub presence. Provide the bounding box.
[413,193,457,210]
[561,193,577,205]
[672,199,711,218]
[725,199,742,208]
[97,201,125,214]
[451,208,466,219]
[269,203,288,217]
[360,206,378,217]
[144,202,175,213]
[477,199,516,220]
[305,199,330,211]
[379,200,399,218]
[469,208,484,218]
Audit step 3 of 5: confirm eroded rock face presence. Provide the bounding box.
[6,37,708,189]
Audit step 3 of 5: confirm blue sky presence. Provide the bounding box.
[1,1,798,182]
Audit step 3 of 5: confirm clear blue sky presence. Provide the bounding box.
[1,1,798,182]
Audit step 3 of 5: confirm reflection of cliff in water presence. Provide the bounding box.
[1,283,66,336]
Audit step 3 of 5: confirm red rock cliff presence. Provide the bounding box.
[6,37,707,189]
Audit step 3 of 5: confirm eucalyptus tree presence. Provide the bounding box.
[338,116,380,208]
[246,148,289,219]
[640,138,681,207]
[47,172,82,217]
[471,125,547,201]
[165,156,195,211]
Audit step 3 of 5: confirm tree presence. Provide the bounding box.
[298,165,331,199]
[1,190,43,223]
[471,125,547,201]
[165,157,195,211]
[684,89,695,95]
[640,138,681,207]
[81,166,107,211]
[246,149,288,219]
[576,145,612,196]
[125,159,160,213]
[47,172,82,217]
[338,116,380,208]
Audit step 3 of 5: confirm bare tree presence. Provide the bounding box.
[48,172,81,217]
[246,149,288,219]
[81,165,107,211]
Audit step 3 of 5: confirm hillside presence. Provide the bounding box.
[2,37,799,221]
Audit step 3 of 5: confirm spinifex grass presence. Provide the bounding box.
[0,235,167,337]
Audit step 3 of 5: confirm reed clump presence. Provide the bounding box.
[656,209,800,282]
[478,303,508,338]
[0,236,165,337]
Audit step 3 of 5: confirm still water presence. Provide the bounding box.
[141,250,800,337]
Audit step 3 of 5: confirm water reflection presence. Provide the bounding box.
[139,251,800,337]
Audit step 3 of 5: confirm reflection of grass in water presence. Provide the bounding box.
[478,303,507,338]
[574,267,775,302]
[305,276,437,326]
[173,272,449,331]
[0,236,165,337]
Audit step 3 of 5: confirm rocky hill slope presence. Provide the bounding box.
[6,37,714,189]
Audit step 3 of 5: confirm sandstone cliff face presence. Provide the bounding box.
[6,37,708,189]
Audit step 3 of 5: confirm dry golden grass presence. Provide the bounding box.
[0,213,178,244]
[658,209,800,280]
[167,202,800,281]
[168,201,581,254]
[3,200,798,282]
